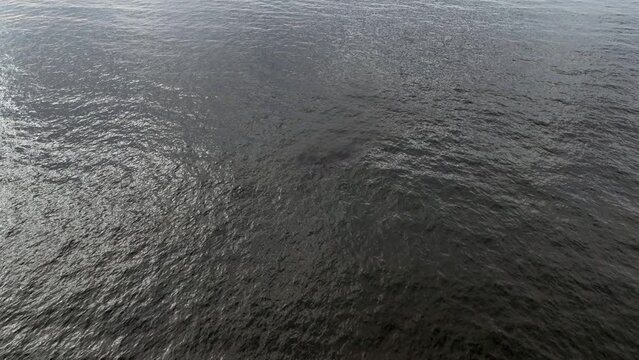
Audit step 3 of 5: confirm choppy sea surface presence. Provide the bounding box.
[1,0,638,358]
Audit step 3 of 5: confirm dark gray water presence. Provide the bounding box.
[1,0,639,358]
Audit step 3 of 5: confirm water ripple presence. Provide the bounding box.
[1,0,638,358]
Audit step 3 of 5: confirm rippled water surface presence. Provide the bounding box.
[1,0,639,358]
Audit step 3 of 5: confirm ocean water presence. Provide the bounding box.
[1,0,638,358]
